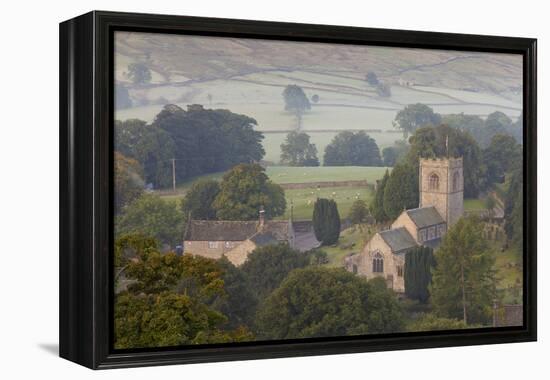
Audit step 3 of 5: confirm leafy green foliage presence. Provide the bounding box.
[210,257,259,329]
[116,194,185,247]
[382,140,409,166]
[383,162,419,219]
[370,169,390,222]
[114,233,157,262]
[241,244,309,299]
[404,246,435,303]
[213,163,286,220]
[115,119,175,188]
[181,179,220,220]
[443,111,522,148]
[126,62,152,84]
[114,240,254,349]
[255,268,404,340]
[280,131,319,166]
[114,152,144,214]
[408,314,471,332]
[324,131,382,166]
[153,104,265,183]
[483,134,521,185]
[348,199,370,225]
[393,103,441,137]
[407,124,485,197]
[504,167,523,248]
[431,217,496,325]
[312,198,341,245]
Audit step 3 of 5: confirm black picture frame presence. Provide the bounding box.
[59,10,537,370]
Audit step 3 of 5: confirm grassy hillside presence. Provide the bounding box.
[115,32,522,164]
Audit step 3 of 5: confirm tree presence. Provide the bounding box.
[241,244,309,299]
[280,131,319,166]
[282,84,311,129]
[431,216,496,325]
[393,103,441,138]
[365,71,379,86]
[126,62,152,84]
[383,162,419,219]
[376,82,391,97]
[208,257,259,329]
[382,140,409,167]
[311,94,320,103]
[115,119,175,188]
[444,112,520,148]
[114,246,253,349]
[181,179,220,220]
[153,104,265,183]
[312,198,341,245]
[115,84,132,109]
[504,167,523,248]
[349,199,370,225]
[114,152,144,214]
[483,134,521,185]
[408,314,470,332]
[407,124,486,198]
[213,163,286,220]
[116,194,185,247]
[404,246,435,303]
[255,268,404,340]
[324,131,382,166]
[370,169,390,222]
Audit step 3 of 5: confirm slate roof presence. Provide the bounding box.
[406,206,445,228]
[183,220,292,242]
[183,220,258,241]
[379,227,418,253]
[250,231,279,247]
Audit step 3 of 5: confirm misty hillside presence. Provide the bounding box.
[114,32,522,162]
[115,32,522,95]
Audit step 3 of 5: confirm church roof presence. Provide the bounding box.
[183,220,291,242]
[379,227,418,253]
[406,206,445,228]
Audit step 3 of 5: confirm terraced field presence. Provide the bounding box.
[115,32,522,165]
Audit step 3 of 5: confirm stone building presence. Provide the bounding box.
[182,209,295,266]
[345,157,464,292]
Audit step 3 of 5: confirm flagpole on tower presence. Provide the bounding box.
[446,135,449,158]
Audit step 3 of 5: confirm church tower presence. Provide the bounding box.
[419,157,464,227]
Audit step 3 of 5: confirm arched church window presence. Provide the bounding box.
[453,171,460,191]
[372,252,384,273]
[428,173,440,190]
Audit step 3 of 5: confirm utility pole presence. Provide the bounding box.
[171,158,176,193]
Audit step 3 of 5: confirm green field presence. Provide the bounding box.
[266,166,389,184]
[280,186,374,221]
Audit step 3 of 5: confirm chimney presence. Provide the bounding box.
[259,206,265,228]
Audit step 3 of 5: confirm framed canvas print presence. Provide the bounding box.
[59,11,537,369]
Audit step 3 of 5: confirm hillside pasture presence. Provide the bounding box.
[266,166,389,184]
[280,186,375,221]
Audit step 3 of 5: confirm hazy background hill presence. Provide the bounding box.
[114,31,522,162]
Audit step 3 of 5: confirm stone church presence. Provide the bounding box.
[345,157,464,292]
